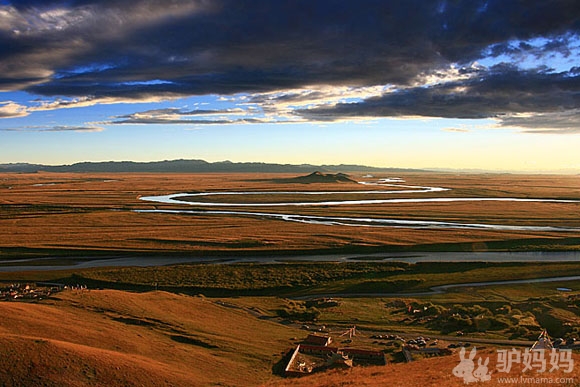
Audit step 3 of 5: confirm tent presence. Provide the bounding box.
[530,329,553,350]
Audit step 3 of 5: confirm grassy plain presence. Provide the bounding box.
[1,172,580,257]
[2,172,580,385]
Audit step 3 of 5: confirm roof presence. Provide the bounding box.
[304,334,332,346]
[300,344,339,353]
[341,348,384,356]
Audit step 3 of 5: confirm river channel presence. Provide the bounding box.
[1,251,580,272]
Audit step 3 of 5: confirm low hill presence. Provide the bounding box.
[273,171,358,184]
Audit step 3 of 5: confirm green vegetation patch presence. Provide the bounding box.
[276,300,321,321]
[62,261,580,298]
[81,261,410,293]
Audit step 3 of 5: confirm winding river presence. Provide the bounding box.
[138,177,580,232]
[4,177,579,272]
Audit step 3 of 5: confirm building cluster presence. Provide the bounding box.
[284,334,387,377]
[0,282,62,301]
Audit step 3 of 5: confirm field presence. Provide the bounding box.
[2,171,580,386]
[1,172,580,258]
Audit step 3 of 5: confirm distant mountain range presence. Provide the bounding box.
[0,160,424,173]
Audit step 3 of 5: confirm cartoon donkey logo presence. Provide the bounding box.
[453,347,491,384]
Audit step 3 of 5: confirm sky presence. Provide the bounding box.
[1,1,580,172]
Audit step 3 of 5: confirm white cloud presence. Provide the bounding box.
[442,127,470,133]
[0,101,28,118]
[0,125,104,132]
[411,62,486,88]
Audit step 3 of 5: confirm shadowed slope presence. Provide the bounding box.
[0,336,198,387]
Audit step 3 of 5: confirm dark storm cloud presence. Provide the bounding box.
[1,0,577,93]
[499,110,580,133]
[298,68,580,121]
[1,0,579,128]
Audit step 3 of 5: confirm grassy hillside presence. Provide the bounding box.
[0,290,300,386]
[2,277,580,385]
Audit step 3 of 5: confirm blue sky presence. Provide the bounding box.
[1,1,580,172]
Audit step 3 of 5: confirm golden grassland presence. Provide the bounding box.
[2,286,580,386]
[1,172,580,256]
[0,289,301,386]
[3,259,580,386]
[3,172,580,386]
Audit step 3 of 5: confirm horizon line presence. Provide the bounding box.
[1,158,579,175]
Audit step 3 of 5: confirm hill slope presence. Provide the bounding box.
[0,290,299,386]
